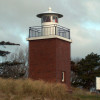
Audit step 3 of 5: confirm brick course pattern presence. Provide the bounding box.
[29,38,71,88]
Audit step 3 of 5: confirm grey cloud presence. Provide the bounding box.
[0,0,100,58]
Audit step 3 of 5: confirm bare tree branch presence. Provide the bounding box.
[0,50,10,56]
[0,41,20,46]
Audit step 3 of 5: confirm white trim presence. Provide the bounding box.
[96,77,100,90]
[26,35,72,43]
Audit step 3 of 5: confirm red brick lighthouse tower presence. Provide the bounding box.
[27,8,72,88]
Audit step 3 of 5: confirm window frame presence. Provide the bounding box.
[62,71,65,82]
[42,15,51,23]
[41,15,58,23]
[53,16,58,23]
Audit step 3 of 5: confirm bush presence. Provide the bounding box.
[0,78,71,100]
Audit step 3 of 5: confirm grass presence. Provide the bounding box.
[72,87,100,100]
[0,78,100,100]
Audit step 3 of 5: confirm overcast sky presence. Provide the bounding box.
[0,0,100,58]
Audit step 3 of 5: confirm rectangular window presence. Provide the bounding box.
[62,72,65,82]
[42,16,51,23]
[53,16,58,23]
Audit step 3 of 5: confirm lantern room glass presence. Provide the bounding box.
[42,16,51,23]
[42,15,58,23]
[53,16,58,23]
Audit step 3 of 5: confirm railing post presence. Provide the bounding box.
[35,30,36,37]
[69,29,70,39]
[41,26,43,36]
[55,25,56,35]
[29,27,31,38]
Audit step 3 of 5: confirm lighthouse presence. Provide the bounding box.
[27,8,72,89]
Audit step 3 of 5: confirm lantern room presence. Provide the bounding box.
[36,7,63,35]
[28,8,70,39]
[37,7,63,25]
[41,15,58,23]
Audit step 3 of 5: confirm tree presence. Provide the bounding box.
[71,61,77,83]
[0,41,20,56]
[0,41,27,78]
[0,61,25,78]
[0,50,10,56]
[71,52,100,90]
[7,48,29,78]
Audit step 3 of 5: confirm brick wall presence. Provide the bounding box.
[29,38,71,88]
[56,39,71,88]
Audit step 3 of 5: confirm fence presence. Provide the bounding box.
[29,24,70,39]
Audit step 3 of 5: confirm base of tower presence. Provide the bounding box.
[28,38,71,89]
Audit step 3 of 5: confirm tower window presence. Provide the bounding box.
[42,16,51,23]
[62,72,65,82]
[53,16,58,23]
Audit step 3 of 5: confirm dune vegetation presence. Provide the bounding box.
[0,78,100,100]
